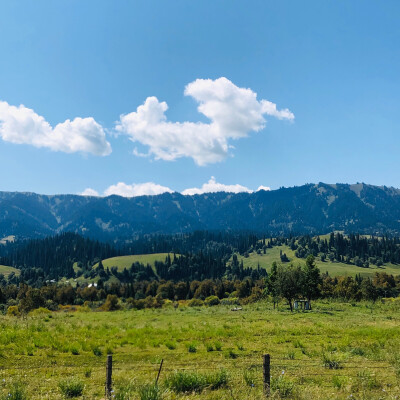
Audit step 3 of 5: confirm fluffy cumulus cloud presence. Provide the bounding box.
[116,77,294,165]
[182,176,253,195]
[0,101,111,155]
[257,185,271,192]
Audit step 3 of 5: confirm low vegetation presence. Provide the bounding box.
[0,300,399,399]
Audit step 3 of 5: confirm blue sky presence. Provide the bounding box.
[0,1,399,196]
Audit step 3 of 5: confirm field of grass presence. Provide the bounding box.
[1,300,400,399]
[71,254,174,284]
[0,264,20,277]
[233,245,400,277]
[92,253,173,272]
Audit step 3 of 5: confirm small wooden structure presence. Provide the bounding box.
[294,299,310,310]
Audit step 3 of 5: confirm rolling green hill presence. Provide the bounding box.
[231,245,400,278]
[0,265,20,277]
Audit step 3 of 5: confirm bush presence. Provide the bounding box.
[7,306,20,317]
[29,307,51,316]
[102,294,120,311]
[1,382,28,400]
[220,297,239,305]
[204,296,220,306]
[58,378,84,398]
[188,298,204,307]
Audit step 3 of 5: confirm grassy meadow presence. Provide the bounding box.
[0,265,20,277]
[1,300,400,399]
[92,254,173,272]
[232,245,400,277]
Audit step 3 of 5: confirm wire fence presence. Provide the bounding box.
[1,351,399,398]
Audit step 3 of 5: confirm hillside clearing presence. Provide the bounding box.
[0,264,20,277]
[233,245,400,277]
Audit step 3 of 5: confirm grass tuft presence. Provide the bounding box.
[138,384,162,400]
[58,378,84,398]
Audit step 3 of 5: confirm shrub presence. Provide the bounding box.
[220,297,239,306]
[7,306,20,317]
[102,294,120,311]
[58,378,84,398]
[1,382,28,400]
[188,298,204,307]
[204,296,220,306]
[29,307,51,316]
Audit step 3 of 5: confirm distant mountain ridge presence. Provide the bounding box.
[1,183,400,241]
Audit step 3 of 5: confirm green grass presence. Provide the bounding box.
[233,245,400,277]
[92,253,175,272]
[71,253,177,284]
[1,300,400,399]
[0,265,20,277]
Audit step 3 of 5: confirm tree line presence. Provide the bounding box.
[1,261,399,315]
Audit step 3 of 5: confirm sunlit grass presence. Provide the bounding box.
[0,300,399,398]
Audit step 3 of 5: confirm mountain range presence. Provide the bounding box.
[1,182,400,241]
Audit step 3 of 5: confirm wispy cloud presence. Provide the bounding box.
[116,77,294,165]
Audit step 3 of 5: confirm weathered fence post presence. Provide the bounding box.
[105,354,113,399]
[263,354,270,397]
[155,359,164,385]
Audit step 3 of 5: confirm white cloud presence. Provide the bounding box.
[182,176,253,195]
[80,178,272,198]
[80,188,100,196]
[116,77,294,165]
[103,182,173,197]
[0,101,111,155]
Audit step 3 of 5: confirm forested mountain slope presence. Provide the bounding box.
[1,183,400,241]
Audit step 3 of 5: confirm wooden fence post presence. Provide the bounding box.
[105,354,112,399]
[263,354,270,397]
[155,359,164,385]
